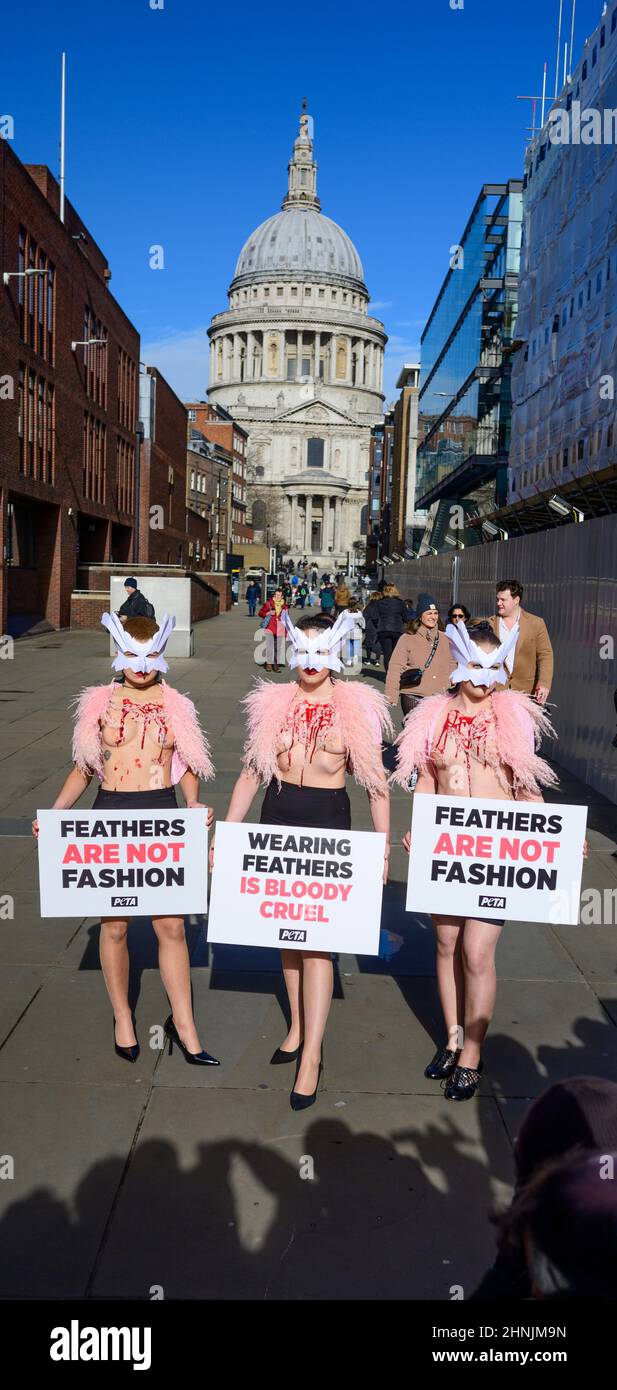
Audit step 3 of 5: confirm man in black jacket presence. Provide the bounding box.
[117,578,152,621]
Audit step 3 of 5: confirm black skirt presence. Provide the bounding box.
[93,786,178,809]
[260,779,351,830]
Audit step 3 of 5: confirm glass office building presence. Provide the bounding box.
[416,182,522,550]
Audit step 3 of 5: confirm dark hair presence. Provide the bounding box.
[467,621,500,649]
[448,603,471,622]
[497,1150,617,1299]
[497,579,523,601]
[295,613,334,633]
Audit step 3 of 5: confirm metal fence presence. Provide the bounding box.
[390,514,617,803]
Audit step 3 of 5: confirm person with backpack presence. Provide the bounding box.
[319,580,336,615]
[297,580,309,610]
[118,578,155,621]
[372,584,409,671]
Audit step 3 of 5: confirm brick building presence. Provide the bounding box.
[185,401,252,550]
[139,368,210,570]
[0,143,142,633]
[187,428,231,571]
[0,143,210,634]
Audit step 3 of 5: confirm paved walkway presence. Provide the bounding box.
[0,608,616,1300]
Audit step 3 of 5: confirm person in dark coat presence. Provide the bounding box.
[117,578,152,621]
[372,584,409,671]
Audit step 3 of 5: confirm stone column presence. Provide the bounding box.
[314,330,321,380]
[246,331,254,380]
[278,331,285,379]
[334,496,342,553]
[290,493,297,550]
[369,341,375,388]
[329,335,336,382]
[209,340,215,384]
[232,335,241,380]
[304,493,313,552]
[297,331,303,380]
[346,337,352,383]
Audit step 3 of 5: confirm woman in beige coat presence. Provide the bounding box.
[385,594,453,715]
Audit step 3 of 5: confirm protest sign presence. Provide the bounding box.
[37,808,208,918]
[208,821,386,953]
[406,795,587,924]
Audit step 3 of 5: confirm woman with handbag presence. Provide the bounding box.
[258,588,288,672]
[385,594,453,714]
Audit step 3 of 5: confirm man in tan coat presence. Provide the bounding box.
[488,579,554,704]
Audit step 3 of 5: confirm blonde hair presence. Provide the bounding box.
[381,584,400,599]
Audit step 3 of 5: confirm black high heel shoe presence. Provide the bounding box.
[270,1041,303,1065]
[443,1060,484,1101]
[290,1058,323,1111]
[114,1019,139,1064]
[163,1014,220,1066]
[424,1046,460,1080]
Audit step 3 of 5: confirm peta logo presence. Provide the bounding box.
[50,1320,151,1369]
[279,928,307,943]
[111,896,138,907]
[478,895,506,910]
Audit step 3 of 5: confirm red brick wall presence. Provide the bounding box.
[0,141,140,632]
[70,593,109,629]
[200,572,232,611]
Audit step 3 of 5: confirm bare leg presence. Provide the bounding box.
[431,916,465,1050]
[279,948,304,1051]
[152,915,202,1054]
[459,918,503,1068]
[294,951,333,1095]
[99,918,136,1048]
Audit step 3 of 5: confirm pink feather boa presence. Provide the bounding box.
[71,680,214,785]
[242,678,393,796]
[391,690,558,796]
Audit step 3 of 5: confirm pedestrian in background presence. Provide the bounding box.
[373,583,409,671]
[448,602,471,626]
[488,580,554,705]
[334,579,351,613]
[246,579,260,618]
[117,577,154,622]
[385,594,452,714]
[297,579,309,610]
[258,588,288,672]
[319,579,336,615]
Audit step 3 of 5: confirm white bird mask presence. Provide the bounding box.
[101,611,176,674]
[282,608,357,673]
[446,619,518,688]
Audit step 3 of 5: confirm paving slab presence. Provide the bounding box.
[0,1081,147,1297]
[90,1087,511,1301]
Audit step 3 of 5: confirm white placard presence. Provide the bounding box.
[37,808,208,918]
[208,822,386,953]
[406,795,588,924]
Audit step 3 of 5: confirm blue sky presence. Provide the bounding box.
[1,0,604,402]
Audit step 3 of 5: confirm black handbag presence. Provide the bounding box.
[399,634,439,690]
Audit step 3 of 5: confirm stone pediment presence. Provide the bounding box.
[275,398,357,425]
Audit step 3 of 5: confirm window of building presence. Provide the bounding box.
[577,439,584,461]
[592,45,597,66]
[291,286,298,297]
[561,306,567,326]
[342,292,348,303]
[307,437,324,468]
[570,298,574,318]
[582,59,587,80]
[578,290,584,309]
[188,409,196,421]
[264,286,270,297]
[587,279,592,301]
[332,290,337,301]
[286,358,296,380]
[305,286,311,297]
[277,286,284,296]
[318,288,325,299]
[601,24,606,46]
[301,356,310,375]
[562,447,568,469]
[597,270,603,293]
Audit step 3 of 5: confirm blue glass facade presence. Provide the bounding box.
[416,183,522,531]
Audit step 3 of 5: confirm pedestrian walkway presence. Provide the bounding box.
[0,608,616,1299]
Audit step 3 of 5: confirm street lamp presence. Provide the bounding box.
[547,494,584,523]
[2,268,50,288]
[482,519,509,541]
[71,336,107,352]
